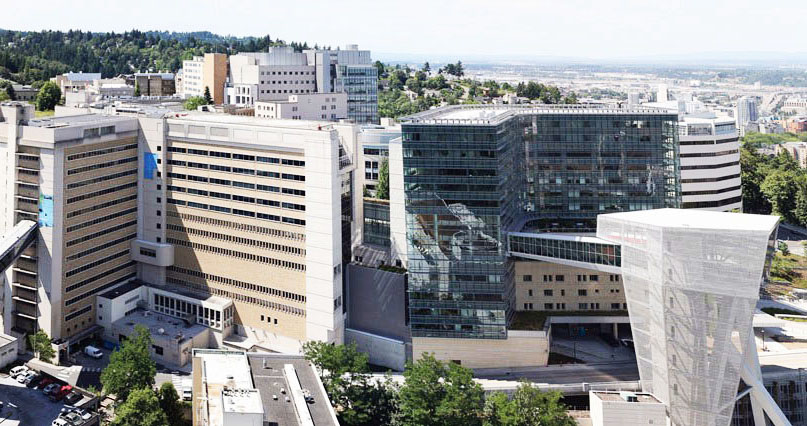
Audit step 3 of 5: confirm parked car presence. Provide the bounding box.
[21,371,39,385]
[9,365,28,377]
[63,391,83,405]
[37,377,55,390]
[26,374,43,388]
[16,370,35,383]
[83,346,103,359]
[43,382,61,395]
[50,385,73,401]
[52,418,69,426]
[61,411,84,426]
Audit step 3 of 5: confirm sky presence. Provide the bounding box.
[5,0,807,62]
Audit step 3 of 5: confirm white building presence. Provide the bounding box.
[227,48,317,106]
[254,93,347,121]
[181,56,205,98]
[736,96,759,136]
[589,391,666,426]
[597,209,785,426]
[678,113,742,211]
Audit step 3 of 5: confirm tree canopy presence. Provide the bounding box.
[184,96,207,111]
[483,383,576,426]
[111,387,169,426]
[100,324,157,401]
[35,81,61,111]
[157,382,186,426]
[27,330,54,363]
[376,158,390,200]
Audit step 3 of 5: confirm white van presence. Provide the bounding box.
[84,346,103,359]
[9,365,28,377]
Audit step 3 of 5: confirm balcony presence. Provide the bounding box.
[15,257,37,274]
[13,302,37,319]
[15,199,38,214]
[16,170,39,185]
[12,281,37,292]
[13,272,37,288]
[12,290,37,305]
[15,211,37,223]
[16,183,39,199]
[17,158,40,170]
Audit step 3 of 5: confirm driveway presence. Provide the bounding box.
[0,374,68,426]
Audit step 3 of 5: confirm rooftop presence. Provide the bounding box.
[170,111,338,132]
[26,113,132,129]
[112,308,208,345]
[401,104,677,125]
[592,391,663,404]
[97,279,141,300]
[599,208,780,233]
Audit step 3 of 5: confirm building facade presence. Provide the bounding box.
[395,105,679,363]
[255,93,347,121]
[735,96,758,137]
[133,73,176,96]
[678,114,742,211]
[180,53,227,104]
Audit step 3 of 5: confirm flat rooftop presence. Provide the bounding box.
[97,279,141,300]
[401,104,677,125]
[599,208,780,233]
[112,308,208,345]
[170,111,338,132]
[592,391,662,403]
[26,113,132,129]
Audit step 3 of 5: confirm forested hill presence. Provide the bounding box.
[0,29,317,85]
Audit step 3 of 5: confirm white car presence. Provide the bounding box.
[84,346,103,359]
[9,365,28,377]
[52,419,69,426]
[16,371,35,383]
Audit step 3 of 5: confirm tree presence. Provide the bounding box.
[0,90,9,102]
[203,86,213,105]
[779,241,791,256]
[396,354,485,426]
[740,146,771,214]
[375,158,390,200]
[134,82,141,97]
[111,388,168,426]
[562,93,578,104]
[184,96,207,111]
[157,382,185,426]
[27,330,54,363]
[761,169,802,224]
[483,383,576,426]
[34,81,61,111]
[100,325,156,401]
[0,80,16,100]
[373,60,386,79]
[423,61,431,73]
[303,342,397,426]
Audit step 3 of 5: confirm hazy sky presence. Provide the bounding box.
[5,0,807,61]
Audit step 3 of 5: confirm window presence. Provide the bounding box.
[555,275,564,282]
[578,289,587,296]
[578,303,589,310]
[528,289,533,297]
[544,303,553,310]
[589,275,598,281]
[611,303,621,309]
[543,289,553,296]
[152,345,164,356]
[522,274,532,282]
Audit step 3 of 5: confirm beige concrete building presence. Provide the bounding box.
[255,93,347,121]
[514,260,626,313]
[0,103,139,359]
[133,73,176,96]
[181,53,227,104]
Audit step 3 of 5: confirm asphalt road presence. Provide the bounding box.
[474,360,640,384]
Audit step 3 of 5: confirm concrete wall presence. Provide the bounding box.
[345,328,406,371]
[345,264,408,341]
[0,335,18,369]
[412,330,549,368]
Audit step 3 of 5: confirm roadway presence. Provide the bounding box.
[473,360,639,384]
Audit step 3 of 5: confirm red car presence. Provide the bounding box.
[37,377,55,390]
[50,385,73,402]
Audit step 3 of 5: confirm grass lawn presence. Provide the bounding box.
[34,109,54,118]
[761,307,805,316]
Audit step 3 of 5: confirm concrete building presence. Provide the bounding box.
[678,113,742,211]
[304,45,378,124]
[0,333,18,369]
[776,142,807,168]
[51,72,102,94]
[0,103,139,361]
[134,73,176,96]
[589,391,666,426]
[181,53,227,104]
[191,349,338,426]
[11,84,38,102]
[255,93,347,121]
[736,96,759,136]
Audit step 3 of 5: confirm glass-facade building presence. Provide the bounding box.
[400,105,680,340]
[336,65,378,124]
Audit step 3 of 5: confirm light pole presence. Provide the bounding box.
[761,329,766,351]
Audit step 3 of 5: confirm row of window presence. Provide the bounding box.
[66,207,137,233]
[680,161,739,171]
[66,143,138,162]
[66,234,136,262]
[167,184,305,210]
[168,265,305,302]
[681,196,743,209]
[167,197,306,226]
[167,170,305,189]
[82,126,116,139]
[167,146,304,167]
[65,249,129,278]
[66,182,137,206]
[65,268,136,304]
[67,156,138,176]
[523,274,620,283]
[67,169,138,190]
[167,238,305,271]
[64,304,93,322]
[166,224,305,256]
[679,149,738,158]
[681,185,741,196]
[524,302,626,310]
[527,288,621,297]
[65,220,136,248]
[166,276,305,316]
[680,173,740,184]
[167,211,305,241]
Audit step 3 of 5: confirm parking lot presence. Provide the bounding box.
[0,373,70,426]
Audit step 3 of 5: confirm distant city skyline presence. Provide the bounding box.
[6,0,807,64]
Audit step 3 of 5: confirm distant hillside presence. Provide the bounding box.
[0,29,318,84]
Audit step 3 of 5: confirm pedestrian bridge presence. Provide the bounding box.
[507,232,622,274]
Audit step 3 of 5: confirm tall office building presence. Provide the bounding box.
[394,105,679,364]
[678,113,742,211]
[0,103,139,345]
[305,45,379,125]
[736,96,759,137]
[180,53,228,104]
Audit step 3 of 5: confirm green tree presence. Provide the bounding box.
[27,330,55,363]
[34,81,61,111]
[100,325,156,401]
[373,60,386,79]
[157,382,185,426]
[134,82,141,97]
[740,145,772,214]
[483,383,576,426]
[111,388,168,426]
[562,93,579,104]
[303,342,397,426]
[376,158,390,200]
[203,86,213,105]
[0,80,16,100]
[184,96,207,111]
[761,169,802,223]
[396,354,485,426]
[0,90,9,102]
[779,241,791,256]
